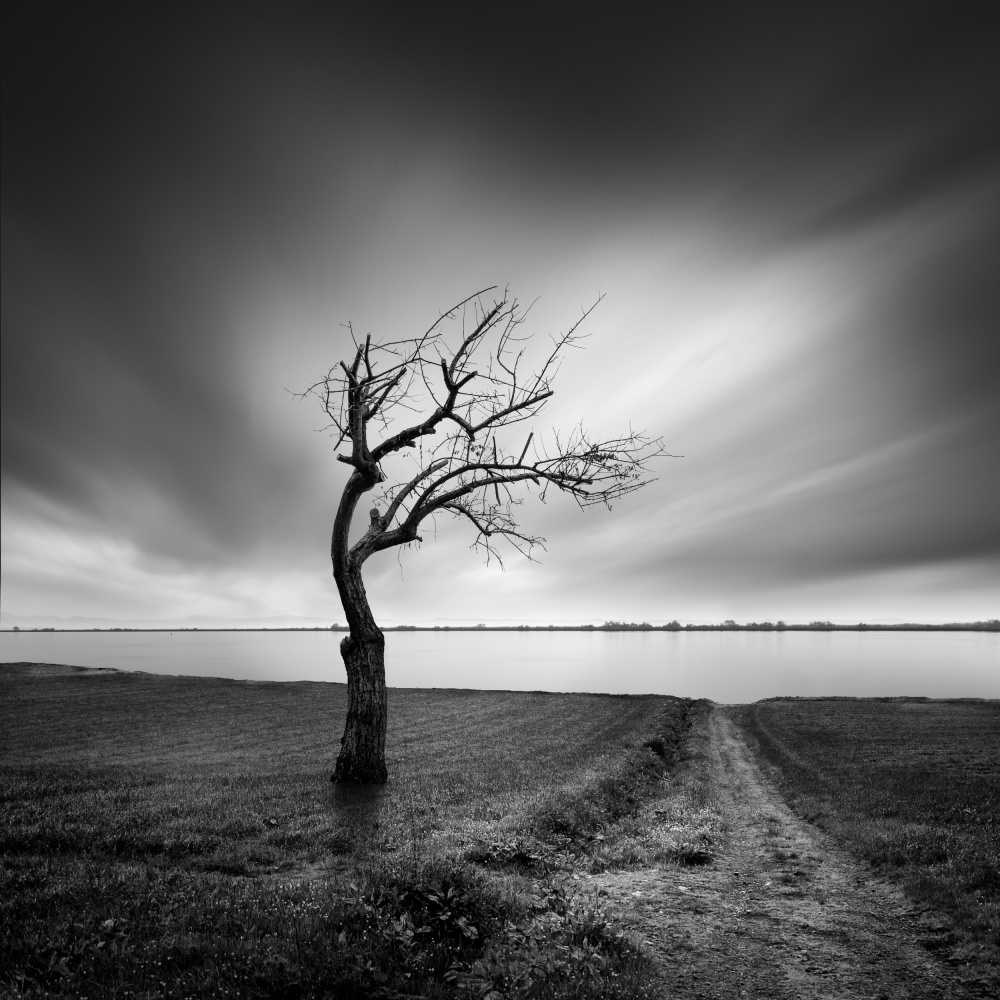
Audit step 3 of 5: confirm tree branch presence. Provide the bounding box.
[300,288,671,572]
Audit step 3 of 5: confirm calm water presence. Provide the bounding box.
[1,629,997,701]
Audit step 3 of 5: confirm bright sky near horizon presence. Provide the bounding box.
[2,3,998,628]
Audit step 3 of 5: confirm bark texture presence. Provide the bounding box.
[331,467,393,783]
[333,628,387,784]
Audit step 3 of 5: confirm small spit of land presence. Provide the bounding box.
[1,663,997,998]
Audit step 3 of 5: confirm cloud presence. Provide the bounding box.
[2,3,998,627]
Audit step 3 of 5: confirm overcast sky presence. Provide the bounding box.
[3,2,999,626]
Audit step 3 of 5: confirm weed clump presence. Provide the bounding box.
[661,840,714,866]
[455,883,648,997]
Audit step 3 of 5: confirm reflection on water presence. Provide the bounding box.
[1,629,996,701]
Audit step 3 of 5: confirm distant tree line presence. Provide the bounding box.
[375,620,1000,632]
[7,619,997,633]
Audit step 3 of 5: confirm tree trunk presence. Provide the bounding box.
[333,626,388,783]
[331,477,389,783]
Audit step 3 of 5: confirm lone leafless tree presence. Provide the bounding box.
[304,287,667,783]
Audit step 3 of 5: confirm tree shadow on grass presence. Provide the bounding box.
[329,782,389,853]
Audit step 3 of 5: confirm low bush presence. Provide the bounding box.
[455,883,648,998]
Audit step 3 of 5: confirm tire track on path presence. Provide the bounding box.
[591,706,990,998]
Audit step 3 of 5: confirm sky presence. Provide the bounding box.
[2,2,999,628]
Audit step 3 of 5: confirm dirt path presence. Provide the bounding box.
[590,706,989,999]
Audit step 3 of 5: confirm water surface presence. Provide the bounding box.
[1,629,996,701]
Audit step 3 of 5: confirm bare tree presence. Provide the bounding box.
[304,287,666,783]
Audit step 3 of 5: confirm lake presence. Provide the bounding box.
[1,629,997,701]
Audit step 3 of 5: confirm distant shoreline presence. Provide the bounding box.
[4,622,998,634]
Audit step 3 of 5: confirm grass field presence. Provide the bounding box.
[732,697,1000,969]
[1,663,704,998]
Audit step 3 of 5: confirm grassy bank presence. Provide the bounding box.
[732,697,1000,970]
[1,663,704,998]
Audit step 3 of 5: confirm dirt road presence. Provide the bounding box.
[591,707,991,999]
